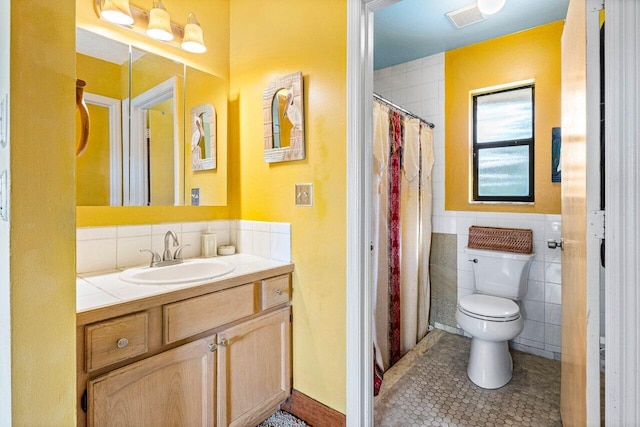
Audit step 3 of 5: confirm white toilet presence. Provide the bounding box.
[456,247,534,389]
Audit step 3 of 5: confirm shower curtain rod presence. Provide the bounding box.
[373,93,435,129]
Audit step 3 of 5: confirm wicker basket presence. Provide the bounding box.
[467,226,533,254]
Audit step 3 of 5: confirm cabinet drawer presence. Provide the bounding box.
[261,275,291,310]
[85,312,148,372]
[164,283,258,344]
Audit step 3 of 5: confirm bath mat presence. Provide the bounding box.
[258,410,309,427]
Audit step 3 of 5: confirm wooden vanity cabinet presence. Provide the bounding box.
[78,272,292,427]
[217,308,291,427]
[87,336,216,427]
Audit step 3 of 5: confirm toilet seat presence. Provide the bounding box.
[458,294,520,322]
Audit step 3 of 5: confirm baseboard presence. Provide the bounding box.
[282,389,346,427]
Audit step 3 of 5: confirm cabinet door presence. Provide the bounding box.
[88,336,216,427]
[217,308,291,427]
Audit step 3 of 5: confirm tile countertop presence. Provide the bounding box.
[77,254,293,313]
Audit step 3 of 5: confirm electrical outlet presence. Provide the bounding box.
[295,183,313,207]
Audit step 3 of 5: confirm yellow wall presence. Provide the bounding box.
[76,53,123,99]
[445,21,563,214]
[131,51,184,97]
[229,0,347,413]
[76,0,232,225]
[9,0,77,423]
[77,104,111,205]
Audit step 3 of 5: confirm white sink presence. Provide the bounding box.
[120,259,235,285]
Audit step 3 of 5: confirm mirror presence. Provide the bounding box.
[271,88,292,149]
[184,66,228,206]
[129,45,184,206]
[76,28,130,206]
[262,71,305,163]
[75,28,228,207]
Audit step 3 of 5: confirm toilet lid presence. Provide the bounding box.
[459,294,520,321]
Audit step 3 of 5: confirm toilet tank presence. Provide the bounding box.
[464,247,535,300]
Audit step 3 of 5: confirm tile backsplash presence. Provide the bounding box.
[77,220,292,274]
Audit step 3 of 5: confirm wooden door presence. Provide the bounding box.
[88,336,216,427]
[217,308,291,427]
[560,0,602,425]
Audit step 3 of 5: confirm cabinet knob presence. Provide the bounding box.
[275,288,283,295]
[116,338,129,349]
[219,338,229,346]
[208,343,217,352]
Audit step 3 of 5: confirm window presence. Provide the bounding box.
[472,85,534,202]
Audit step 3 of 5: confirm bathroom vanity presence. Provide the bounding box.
[76,255,293,426]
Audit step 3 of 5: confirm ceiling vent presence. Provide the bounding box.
[446,4,486,29]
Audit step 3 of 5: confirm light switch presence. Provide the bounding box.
[191,188,200,206]
[295,183,313,207]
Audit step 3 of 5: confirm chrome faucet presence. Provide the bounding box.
[163,230,179,261]
[140,230,189,267]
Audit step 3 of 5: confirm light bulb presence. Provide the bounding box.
[100,0,134,25]
[181,13,207,53]
[147,1,173,41]
[477,0,506,15]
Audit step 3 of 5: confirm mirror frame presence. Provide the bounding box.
[262,71,305,163]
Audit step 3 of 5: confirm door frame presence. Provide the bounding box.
[128,76,178,206]
[585,0,603,424]
[346,0,639,425]
[604,0,640,425]
[83,93,123,206]
[345,0,399,424]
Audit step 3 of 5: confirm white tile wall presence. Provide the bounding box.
[230,221,292,263]
[453,213,563,359]
[375,54,563,360]
[77,220,292,274]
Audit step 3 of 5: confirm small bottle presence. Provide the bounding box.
[201,227,217,258]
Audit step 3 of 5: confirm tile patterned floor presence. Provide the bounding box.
[375,332,562,426]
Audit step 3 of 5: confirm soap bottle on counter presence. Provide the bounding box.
[201,227,217,258]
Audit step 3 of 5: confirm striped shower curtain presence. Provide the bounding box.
[372,100,434,395]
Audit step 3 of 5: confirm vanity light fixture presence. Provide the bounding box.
[95,0,207,54]
[181,13,207,54]
[99,0,134,25]
[146,0,173,41]
[477,0,506,15]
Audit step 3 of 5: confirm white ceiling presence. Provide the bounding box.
[76,27,146,65]
[374,0,570,70]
